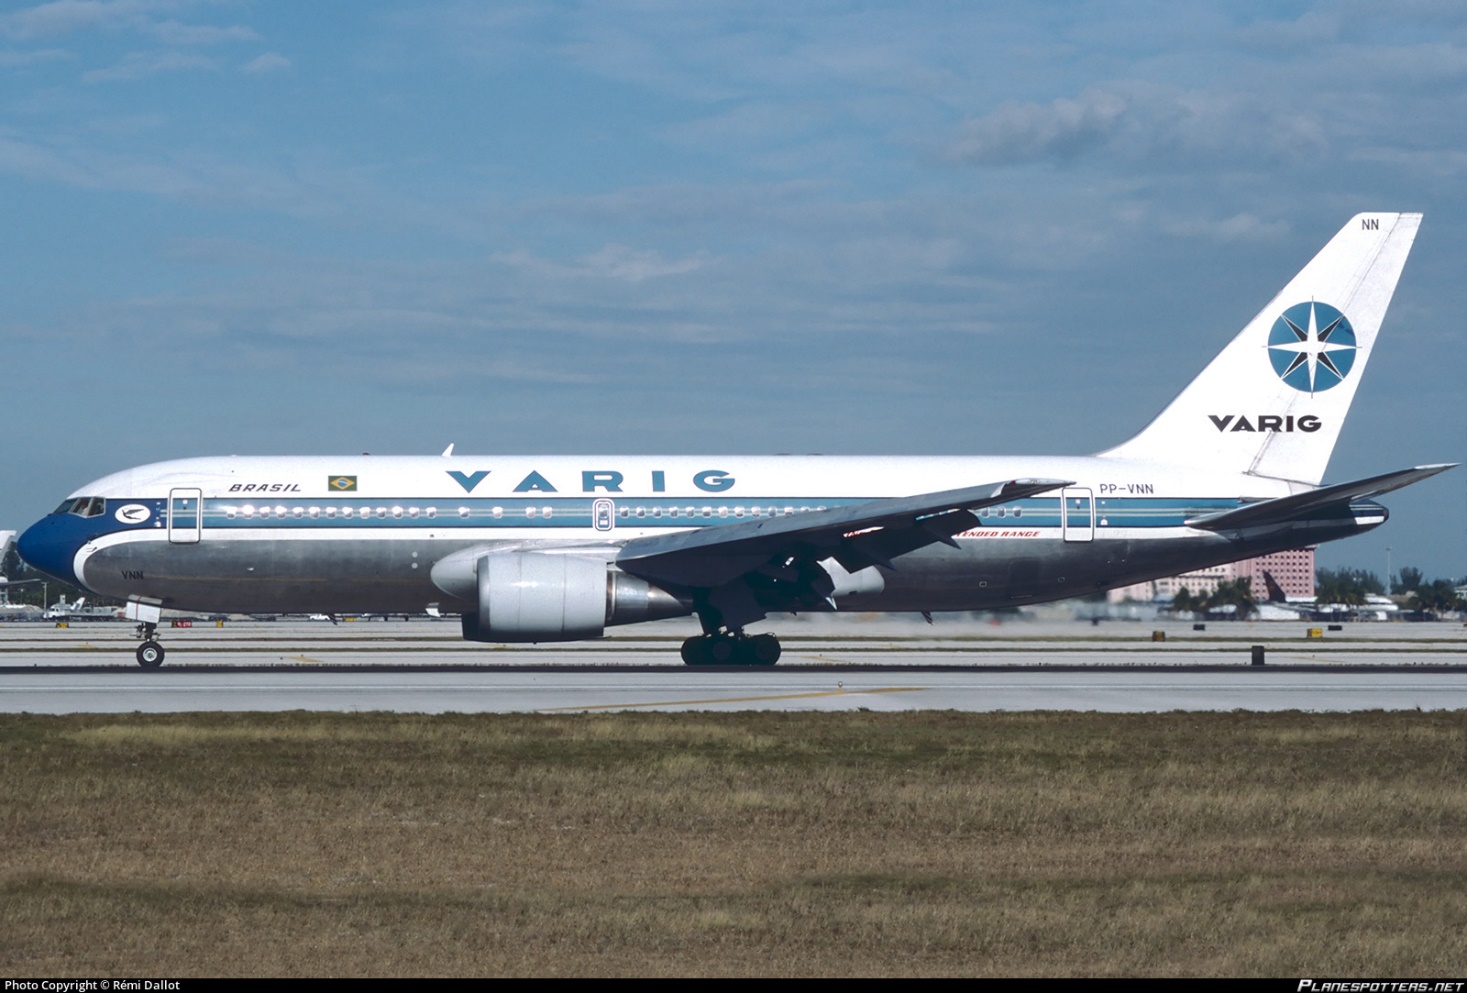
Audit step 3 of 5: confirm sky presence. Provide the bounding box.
[1,0,1463,581]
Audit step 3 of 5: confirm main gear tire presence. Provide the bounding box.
[748,634,781,666]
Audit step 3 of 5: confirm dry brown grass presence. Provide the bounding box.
[2,711,1466,976]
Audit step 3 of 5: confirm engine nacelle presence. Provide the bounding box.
[444,552,688,643]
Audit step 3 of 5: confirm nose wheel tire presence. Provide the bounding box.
[136,641,165,668]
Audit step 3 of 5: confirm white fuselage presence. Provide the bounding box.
[19,452,1365,624]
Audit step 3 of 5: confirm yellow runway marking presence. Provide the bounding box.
[538,686,926,712]
[286,655,324,664]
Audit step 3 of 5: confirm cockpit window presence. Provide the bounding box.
[56,497,106,517]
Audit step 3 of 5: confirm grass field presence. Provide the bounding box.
[2,711,1465,976]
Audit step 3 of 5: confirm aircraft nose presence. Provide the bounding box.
[16,517,80,586]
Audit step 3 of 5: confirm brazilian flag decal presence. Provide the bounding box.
[329,475,358,492]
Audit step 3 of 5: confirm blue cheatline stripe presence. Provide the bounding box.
[181,495,1243,531]
[68,495,1257,537]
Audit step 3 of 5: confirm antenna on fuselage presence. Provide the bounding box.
[442,443,455,457]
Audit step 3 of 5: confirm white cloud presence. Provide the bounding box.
[0,0,169,40]
[242,51,289,74]
[82,49,214,81]
[944,89,1128,166]
[1348,146,1467,178]
[151,20,258,46]
[492,244,713,284]
[579,244,710,282]
[0,47,70,66]
[0,127,339,214]
[1163,213,1291,244]
[1232,10,1341,49]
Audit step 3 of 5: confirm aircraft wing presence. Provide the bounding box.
[1185,464,1457,531]
[615,477,1072,590]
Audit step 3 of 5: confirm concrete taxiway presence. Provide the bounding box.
[3,616,1465,713]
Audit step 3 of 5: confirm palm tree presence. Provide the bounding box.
[1206,578,1257,620]
[1172,586,1197,615]
[1315,576,1365,617]
[1411,579,1464,618]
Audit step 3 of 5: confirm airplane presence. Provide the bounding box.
[0,530,35,618]
[42,595,125,622]
[15,212,1455,667]
[1255,570,1400,621]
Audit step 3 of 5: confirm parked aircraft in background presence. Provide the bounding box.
[16,213,1453,666]
[1252,571,1399,621]
[0,530,34,617]
[42,595,125,621]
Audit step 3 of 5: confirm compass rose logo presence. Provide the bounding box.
[1267,301,1357,394]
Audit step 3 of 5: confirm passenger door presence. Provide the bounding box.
[168,488,203,544]
[1061,487,1094,543]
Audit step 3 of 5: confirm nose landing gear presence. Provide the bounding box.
[135,622,165,668]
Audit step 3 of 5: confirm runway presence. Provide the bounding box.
[3,617,1466,713]
[5,666,1467,714]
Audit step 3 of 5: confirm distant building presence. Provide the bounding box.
[1109,547,1316,603]
[1232,547,1315,599]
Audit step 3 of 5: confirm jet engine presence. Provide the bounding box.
[433,551,688,642]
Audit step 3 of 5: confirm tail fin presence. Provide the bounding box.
[1101,213,1421,485]
[1261,571,1287,603]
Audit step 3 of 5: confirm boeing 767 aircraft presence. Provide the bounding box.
[17,213,1453,666]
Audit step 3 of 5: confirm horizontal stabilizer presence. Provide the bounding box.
[1186,464,1457,531]
[617,477,1072,589]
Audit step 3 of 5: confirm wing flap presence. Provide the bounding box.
[1185,463,1457,531]
[616,477,1072,589]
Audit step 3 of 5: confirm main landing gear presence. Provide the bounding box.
[135,622,165,668]
[680,632,781,666]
